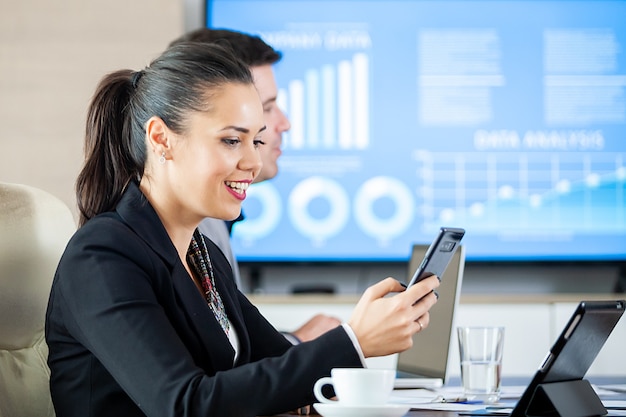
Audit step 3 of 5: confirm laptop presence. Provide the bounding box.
[394,243,466,389]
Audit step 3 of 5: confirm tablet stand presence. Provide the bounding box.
[524,379,607,417]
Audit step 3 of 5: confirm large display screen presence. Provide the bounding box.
[207,0,626,262]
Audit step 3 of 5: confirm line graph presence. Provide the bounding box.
[414,151,626,233]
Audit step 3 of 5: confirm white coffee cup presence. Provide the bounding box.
[313,368,395,406]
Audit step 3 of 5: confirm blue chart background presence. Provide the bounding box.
[208,0,626,262]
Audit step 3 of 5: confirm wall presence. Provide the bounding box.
[239,262,623,296]
[0,0,185,216]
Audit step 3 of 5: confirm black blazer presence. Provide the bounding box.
[45,182,361,417]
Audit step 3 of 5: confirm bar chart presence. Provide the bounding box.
[279,52,370,151]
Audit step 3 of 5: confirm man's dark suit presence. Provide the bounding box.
[45,182,361,417]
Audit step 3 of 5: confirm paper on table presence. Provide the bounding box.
[391,385,525,400]
[389,388,511,412]
[604,400,626,416]
[597,384,626,395]
[458,409,512,416]
[409,402,491,412]
[390,388,436,402]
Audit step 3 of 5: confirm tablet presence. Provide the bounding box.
[510,299,625,417]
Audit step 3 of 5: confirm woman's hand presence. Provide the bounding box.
[347,276,439,358]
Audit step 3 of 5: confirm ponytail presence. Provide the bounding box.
[76,70,144,227]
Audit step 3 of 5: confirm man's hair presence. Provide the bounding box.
[169,28,282,67]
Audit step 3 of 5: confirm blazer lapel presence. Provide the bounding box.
[170,263,236,371]
[115,182,236,372]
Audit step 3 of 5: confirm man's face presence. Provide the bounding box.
[250,64,291,183]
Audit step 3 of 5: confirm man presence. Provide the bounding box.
[169,28,340,343]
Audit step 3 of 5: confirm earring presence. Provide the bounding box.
[159,152,166,164]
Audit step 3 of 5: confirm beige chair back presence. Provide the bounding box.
[0,183,76,417]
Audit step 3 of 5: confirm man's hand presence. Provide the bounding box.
[290,314,342,342]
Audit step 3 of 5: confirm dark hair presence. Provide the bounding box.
[76,42,253,227]
[169,28,282,67]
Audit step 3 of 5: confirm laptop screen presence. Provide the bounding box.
[397,244,465,383]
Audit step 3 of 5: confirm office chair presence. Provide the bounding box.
[0,182,76,417]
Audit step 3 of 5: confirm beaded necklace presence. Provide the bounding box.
[187,230,230,336]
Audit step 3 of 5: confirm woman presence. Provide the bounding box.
[45,42,439,417]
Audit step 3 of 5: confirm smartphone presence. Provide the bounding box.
[406,227,465,287]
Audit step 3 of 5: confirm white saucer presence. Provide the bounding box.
[313,402,410,417]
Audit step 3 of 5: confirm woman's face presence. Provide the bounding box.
[166,82,265,225]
